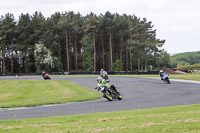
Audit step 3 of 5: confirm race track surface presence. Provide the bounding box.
[0,76,200,120]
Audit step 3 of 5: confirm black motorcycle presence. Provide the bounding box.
[97,85,122,101]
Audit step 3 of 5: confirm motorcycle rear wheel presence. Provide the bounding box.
[167,79,170,84]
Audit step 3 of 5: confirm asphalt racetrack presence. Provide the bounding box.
[0,76,200,120]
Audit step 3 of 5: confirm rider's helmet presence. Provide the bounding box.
[97,77,103,83]
[102,71,108,79]
[160,70,164,73]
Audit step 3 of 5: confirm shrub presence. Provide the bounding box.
[178,64,200,70]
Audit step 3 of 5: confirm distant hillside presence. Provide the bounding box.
[170,51,200,67]
[169,53,177,56]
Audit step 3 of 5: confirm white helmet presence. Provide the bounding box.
[97,77,103,83]
[160,70,164,73]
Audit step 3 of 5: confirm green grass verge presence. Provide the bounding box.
[0,80,101,108]
[0,104,199,133]
[169,74,200,81]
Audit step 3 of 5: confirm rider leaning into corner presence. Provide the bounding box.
[159,70,166,80]
[96,69,120,94]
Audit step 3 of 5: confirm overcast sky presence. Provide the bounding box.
[0,0,200,54]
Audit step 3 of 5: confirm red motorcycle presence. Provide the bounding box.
[42,73,51,80]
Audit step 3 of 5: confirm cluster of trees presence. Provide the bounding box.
[171,51,200,68]
[0,11,166,74]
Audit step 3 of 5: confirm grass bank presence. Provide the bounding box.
[0,104,199,133]
[0,80,101,108]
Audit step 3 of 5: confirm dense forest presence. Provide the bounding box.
[0,11,167,74]
[171,51,200,68]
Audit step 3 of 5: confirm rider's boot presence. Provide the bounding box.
[111,85,120,94]
[117,91,120,95]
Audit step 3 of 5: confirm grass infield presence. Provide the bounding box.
[0,80,101,108]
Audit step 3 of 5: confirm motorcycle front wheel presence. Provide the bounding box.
[167,78,170,84]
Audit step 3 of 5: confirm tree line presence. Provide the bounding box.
[0,11,166,74]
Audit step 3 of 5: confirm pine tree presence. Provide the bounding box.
[83,12,99,72]
[0,13,16,74]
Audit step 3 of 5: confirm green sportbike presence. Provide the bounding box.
[96,85,122,101]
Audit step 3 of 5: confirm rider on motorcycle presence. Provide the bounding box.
[95,77,120,94]
[159,70,165,80]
